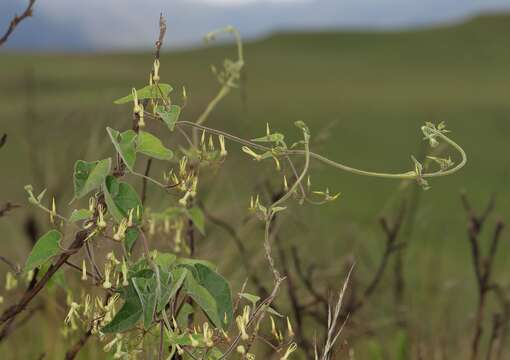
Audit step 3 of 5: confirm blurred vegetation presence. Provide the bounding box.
[1,14,510,359]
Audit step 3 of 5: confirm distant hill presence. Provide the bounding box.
[0,0,510,51]
[1,0,510,51]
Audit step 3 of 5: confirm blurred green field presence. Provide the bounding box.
[1,14,510,359]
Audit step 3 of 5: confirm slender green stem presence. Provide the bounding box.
[176,121,467,181]
[196,86,231,127]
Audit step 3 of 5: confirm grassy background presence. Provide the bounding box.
[1,14,510,358]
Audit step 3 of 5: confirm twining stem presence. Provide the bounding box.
[262,127,311,280]
[176,121,466,180]
[192,26,244,144]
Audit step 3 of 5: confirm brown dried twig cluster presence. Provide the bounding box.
[205,185,407,358]
[461,193,509,360]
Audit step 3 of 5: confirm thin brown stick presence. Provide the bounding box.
[203,205,270,299]
[0,0,36,47]
[64,260,102,283]
[486,314,502,360]
[0,304,42,342]
[141,158,153,205]
[275,232,312,357]
[158,320,165,360]
[0,229,89,326]
[462,194,505,360]
[0,255,19,274]
[0,134,6,149]
[64,328,93,360]
[349,203,406,313]
[0,202,21,217]
[154,13,167,60]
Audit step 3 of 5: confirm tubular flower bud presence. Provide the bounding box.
[241,146,262,161]
[50,197,57,224]
[127,209,134,227]
[221,329,230,342]
[113,341,125,359]
[107,252,120,266]
[103,264,112,289]
[25,270,34,283]
[81,260,88,281]
[219,135,227,156]
[280,343,298,360]
[286,316,294,337]
[64,302,81,330]
[137,104,145,128]
[113,219,128,241]
[103,334,121,352]
[203,322,214,347]
[201,130,206,146]
[189,334,199,347]
[97,204,107,229]
[249,196,255,211]
[149,219,156,236]
[182,86,188,102]
[272,154,281,171]
[179,157,188,177]
[88,197,96,212]
[83,294,91,316]
[270,316,278,340]
[237,345,246,355]
[191,177,198,196]
[132,88,141,114]
[121,258,129,286]
[153,59,161,82]
[236,315,249,340]
[5,272,17,291]
[179,191,192,206]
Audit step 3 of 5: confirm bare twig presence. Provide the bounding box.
[317,265,353,360]
[65,328,93,360]
[154,13,167,60]
[0,134,6,149]
[0,304,43,342]
[0,229,89,326]
[141,158,153,205]
[461,194,506,360]
[202,205,270,299]
[0,0,36,47]
[0,256,20,274]
[0,202,21,217]
[348,203,406,313]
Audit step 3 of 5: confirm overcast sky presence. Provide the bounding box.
[2,0,510,50]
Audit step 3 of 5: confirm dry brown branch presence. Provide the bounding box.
[0,134,7,149]
[64,328,93,359]
[337,203,406,318]
[0,0,36,47]
[316,265,353,360]
[461,193,506,360]
[0,202,21,217]
[203,205,270,299]
[141,158,153,205]
[0,229,89,326]
[154,13,167,60]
